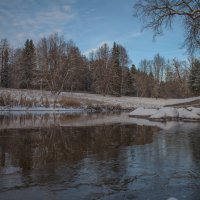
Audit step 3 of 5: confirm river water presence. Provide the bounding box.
[0,112,200,200]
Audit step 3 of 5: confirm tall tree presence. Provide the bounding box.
[133,0,200,54]
[152,54,166,97]
[90,43,112,95]
[11,48,23,89]
[118,45,130,95]
[121,67,132,95]
[1,48,9,87]
[37,33,78,95]
[110,42,122,96]
[64,41,88,92]
[20,39,36,89]
[189,59,200,95]
[0,39,10,88]
[129,64,137,96]
[161,58,190,98]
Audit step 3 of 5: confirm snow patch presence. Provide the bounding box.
[130,106,200,120]
[129,107,158,117]
[178,108,200,119]
[187,106,200,115]
[151,107,179,119]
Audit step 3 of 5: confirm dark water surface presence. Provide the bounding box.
[0,113,200,200]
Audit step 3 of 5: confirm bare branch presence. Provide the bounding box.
[133,0,200,54]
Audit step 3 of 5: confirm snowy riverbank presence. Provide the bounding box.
[129,107,200,121]
[0,88,200,112]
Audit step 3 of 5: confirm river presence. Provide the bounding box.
[0,112,200,200]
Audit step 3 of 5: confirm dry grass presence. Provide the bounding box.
[0,92,18,106]
[86,103,122,111]
[58,97,81,107]
[19,96,35,107]
[0,91,82,108]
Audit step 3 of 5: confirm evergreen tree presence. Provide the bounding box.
[189,59,200,95]
[0,39,10,88]
[129,64,137,96]
[20,39,36,89]
[110,42,122,96]
[1,48,9,87]
[121,67,132,95]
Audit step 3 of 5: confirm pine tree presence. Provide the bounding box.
[189,59,200,95]
[0,39,10,88]
[129,64,137,96]
[110,42,122,96]
[121,67,132,95]
[29,39,37,88]
[1,48,9,87]
[20,39,36,89]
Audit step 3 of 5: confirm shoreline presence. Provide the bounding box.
[0,89,200,116]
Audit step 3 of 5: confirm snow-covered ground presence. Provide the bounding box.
[0,88,200,111]
[62,92,200,108]
[130,107,200,120]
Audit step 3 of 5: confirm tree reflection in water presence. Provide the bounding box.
[0,113,200,200]
[0,123,155,171]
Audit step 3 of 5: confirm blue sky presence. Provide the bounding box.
[0,0,187,66]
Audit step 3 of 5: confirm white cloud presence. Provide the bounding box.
[83,40,113,56]
[35,6,75,24]
[83,31,142,57]
[0,1,76,47]
[118,31,143,42]
[9,4,76,29]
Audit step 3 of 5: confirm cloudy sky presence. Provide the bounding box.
[0,0,186,66]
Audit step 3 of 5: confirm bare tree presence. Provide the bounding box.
[151,54,166,97]
[139,59,153,74]
[133,0,200,54]
[160,58,190,97]
[37,33,70,95]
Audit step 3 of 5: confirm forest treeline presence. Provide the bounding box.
[0,33,200,98]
